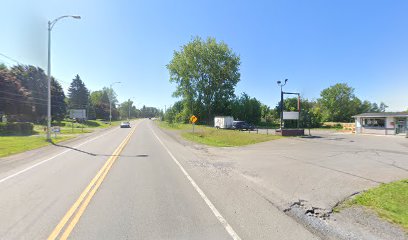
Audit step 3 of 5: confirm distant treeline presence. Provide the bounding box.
[0,63,161,123]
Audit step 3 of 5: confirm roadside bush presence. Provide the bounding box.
[174,112,188,124]
[0,122,34,135]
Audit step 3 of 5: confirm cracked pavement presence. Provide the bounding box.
[162,128,408,239]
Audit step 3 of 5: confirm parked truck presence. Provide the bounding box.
[214,116,234,129]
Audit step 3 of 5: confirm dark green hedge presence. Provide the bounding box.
[0,122,34,135]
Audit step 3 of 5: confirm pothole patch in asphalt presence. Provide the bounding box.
[284,199,332,220]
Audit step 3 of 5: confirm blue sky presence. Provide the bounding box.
[1,0,407,111]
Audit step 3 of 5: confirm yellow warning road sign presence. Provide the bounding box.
[190,115,198,123]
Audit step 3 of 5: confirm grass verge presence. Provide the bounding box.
[0,119,127,158]
[0,135,75,158]
[157,121,192,130]
[158,121,282,147]
[338,179,408,230]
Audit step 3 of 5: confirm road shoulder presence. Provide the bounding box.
[151,121,319,240]
[155,121,408,240]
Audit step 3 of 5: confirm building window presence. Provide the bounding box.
[363,118,385,127]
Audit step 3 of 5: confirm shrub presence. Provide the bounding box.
[0,122,34,135]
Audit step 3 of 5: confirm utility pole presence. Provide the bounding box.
[47,15,81,141]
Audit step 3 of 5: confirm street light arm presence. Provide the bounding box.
[109,81,121,87]
[49,15,81,30]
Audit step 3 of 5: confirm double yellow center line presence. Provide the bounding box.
[48,124,138,240]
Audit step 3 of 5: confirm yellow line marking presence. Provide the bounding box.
[47,123,138,240]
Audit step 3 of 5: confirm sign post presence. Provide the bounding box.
[190,115,198,135]
[51,126,60,138]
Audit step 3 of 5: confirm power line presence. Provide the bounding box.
[0,96,61,107]
[0,90,47,102]
[0,53,22,65]
[0,52,70,86]
[0,96,89,109]
[0,82,52,98]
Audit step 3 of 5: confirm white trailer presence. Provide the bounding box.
[214,116,234,129]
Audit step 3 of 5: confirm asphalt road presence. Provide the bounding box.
[0,119,317,240]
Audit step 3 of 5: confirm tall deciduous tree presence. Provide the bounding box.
[0,68,32,117]
[318,83,359,122]
[118,100,136,119]
[89,88,119,120]
[11,65,48,121]
[167,36,241,123]
[67,74,89,109]
[231,93,262,124]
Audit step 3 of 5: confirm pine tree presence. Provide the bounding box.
[67,74,89,110]
[51,77,67,121]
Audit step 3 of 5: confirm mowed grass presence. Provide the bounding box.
[343,179,408,230]
[32,119,124,134]
[158,121,282,147]
[0,119,126,158]
[0,135,75,158]
[157,121,192,130]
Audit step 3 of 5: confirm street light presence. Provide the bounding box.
[277,79,288,129]
[47,15,81,141]
[109,82,121,125]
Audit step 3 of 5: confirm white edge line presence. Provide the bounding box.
[0,127,119,184]
[150,125,242,240]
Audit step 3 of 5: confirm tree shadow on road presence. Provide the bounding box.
[50,142,148,158]
[301,136,323,139]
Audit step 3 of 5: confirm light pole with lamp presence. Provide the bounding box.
[47,15,81,141]
[277,79,288,130]
[109,82,121,125]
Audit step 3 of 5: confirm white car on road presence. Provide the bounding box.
[120,122,131,128]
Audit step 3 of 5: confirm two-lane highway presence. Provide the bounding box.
[0,119,318,240]
[0,120,237,239]
[67,120,235,240]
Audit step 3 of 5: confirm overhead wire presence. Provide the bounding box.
[0,96,61,107]
[0,90,48,102]
[0,52,70,86]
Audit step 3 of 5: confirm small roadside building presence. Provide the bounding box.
[353,112,408,135]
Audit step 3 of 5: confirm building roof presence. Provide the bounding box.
[352,112,408,118]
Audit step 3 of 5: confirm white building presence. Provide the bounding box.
[353,112,408,135]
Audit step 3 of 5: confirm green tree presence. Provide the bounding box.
[118,100,136,120]
[90,90,109,120]
[318,83,359,122]
[67,74,89,109]
[379,102,388,112]
[167,36,241,124]
[164,101,184,123]
[11,65,48,121]
[140,105,161,118]
[231,93,262,124]
[51,77,67,121]
[0,68,32,118]
[260,104,277,123]
[102,87,118,106]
